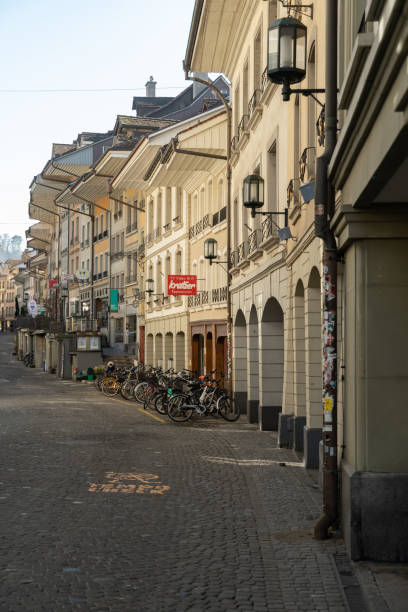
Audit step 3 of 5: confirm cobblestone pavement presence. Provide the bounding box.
[0,334,352,611]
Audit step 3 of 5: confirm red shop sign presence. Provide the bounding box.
[167,275,197,296]
[49,279,58,289]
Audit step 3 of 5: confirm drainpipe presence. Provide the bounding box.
[314,0,339,540]
[183,66,233,390]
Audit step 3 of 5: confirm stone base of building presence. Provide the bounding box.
[342,463,408,561]
[247,400,259,423]
[258,405,281,431]
[303,427,322,469]
[278,413,293,448]
[234,391,247,415]
[291,416,306,451]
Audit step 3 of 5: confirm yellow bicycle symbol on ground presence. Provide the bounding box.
[88,472,170,495]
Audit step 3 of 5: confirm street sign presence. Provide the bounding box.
[76,269,90,281]
[49,279,58,289]
[28,299,38,317]
[110,289,119,312]
[167,275,197,296]
[63,273,74,281]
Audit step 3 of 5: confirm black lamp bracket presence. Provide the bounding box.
[281,80,325,104]
[250,208,289,227]
[278,0,313,19]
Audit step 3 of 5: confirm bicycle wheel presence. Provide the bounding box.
[101,378,121,397]
[120,380,136,401]
[94,375,105,391]
[154,392,169,415]
[217,396,240,422]
[167,394,193,422]
[134,381,149,403]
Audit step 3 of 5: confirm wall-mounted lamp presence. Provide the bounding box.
[145,278,165,304]
[267,16,325,102]
[204,238,228,266]
[242,174,293,241]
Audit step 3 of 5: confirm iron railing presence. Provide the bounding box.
[316,105,325,146]
[261,67,269,93]
[248,89,262,118]
[247,229,260,255]
[189,226,195,239]
[261,215,278,242]
[237,115,249,141]
[201,291,209,305]
[237,241,246,264]
[202,213,211,230]
[195,218,203,235]
[212,286,227,303]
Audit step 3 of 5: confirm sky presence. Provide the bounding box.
[0,0,196,247]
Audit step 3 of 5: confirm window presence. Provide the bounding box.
[87,259,89,270]
[75,256,79,271]
[95,217,98,237]
[99,254,103,273]
[105,252,108,272]
[94,257,98,275]
[165,187,172,227]
[243,60,249,117]
[175,188,182,221]
[267,143,277,212]
[254,28,262,90]
[176,250,182,275]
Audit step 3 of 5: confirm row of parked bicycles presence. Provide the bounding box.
[94,361,240,423]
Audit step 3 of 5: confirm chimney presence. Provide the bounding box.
[145,76,157,97]
[192,72,209,98]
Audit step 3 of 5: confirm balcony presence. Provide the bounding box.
[98,232,103,240]
[202,213,211,231]
[84,238,90,248]
[299,147,316,183]
[212,286,227,303]
[97,273,102,280]
[261,216,279,248]
[146,231,154,245]
[163,222,171,233]
[103,230,108,237]
[248,88,263,127]
[103,270,108,278]
[237,114,249,149]
[316,106,325,147]
[188,226,195,240]
[93,274,98,281]
[247,229,263,260]
[138,243,145,259]
[154,227,161,240]
[173,215,181,226]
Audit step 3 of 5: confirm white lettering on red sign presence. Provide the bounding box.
[167,275,197,296]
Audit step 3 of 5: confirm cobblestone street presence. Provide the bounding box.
[0,334,363,611]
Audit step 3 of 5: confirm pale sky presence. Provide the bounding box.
[0,0,196,246]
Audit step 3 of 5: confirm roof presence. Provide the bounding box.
[132,96,174,114]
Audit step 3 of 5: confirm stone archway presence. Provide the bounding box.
[234,310,247,413]
[164,332,174,370]
[304,267,322,467]
[205,331,213,375]
[155,333,163,367]
[146,333,153,367]
[247,305,259,423]
[259,298,284,430]
[175,331,185,370]
[293,279,306,450]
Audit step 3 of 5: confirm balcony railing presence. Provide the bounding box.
[316,106,325,146]
[201,291,209,305]
[103,270,108,278]
[154,227,161,239]
[237,115,249,141]
[138,243,145,258]
[237,241,246,264]
[248,89,262,118]
[195,218,203,235]
[163,222,171,232]
[173,215,181,225]
[299,147,316,183]
[202,213,211,230]
[261,67,269,94]
[212,286,227,303]
[247,229,260,255]
[146,231,154,244]
[189,226,195,239]
[261,215,278,242]
[231,135,237,152]
[126,224,132,234]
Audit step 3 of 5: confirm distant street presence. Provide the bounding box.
[0,332,354,611]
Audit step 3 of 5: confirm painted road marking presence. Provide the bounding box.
[89,472,170,495]
[111,397,166,423]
